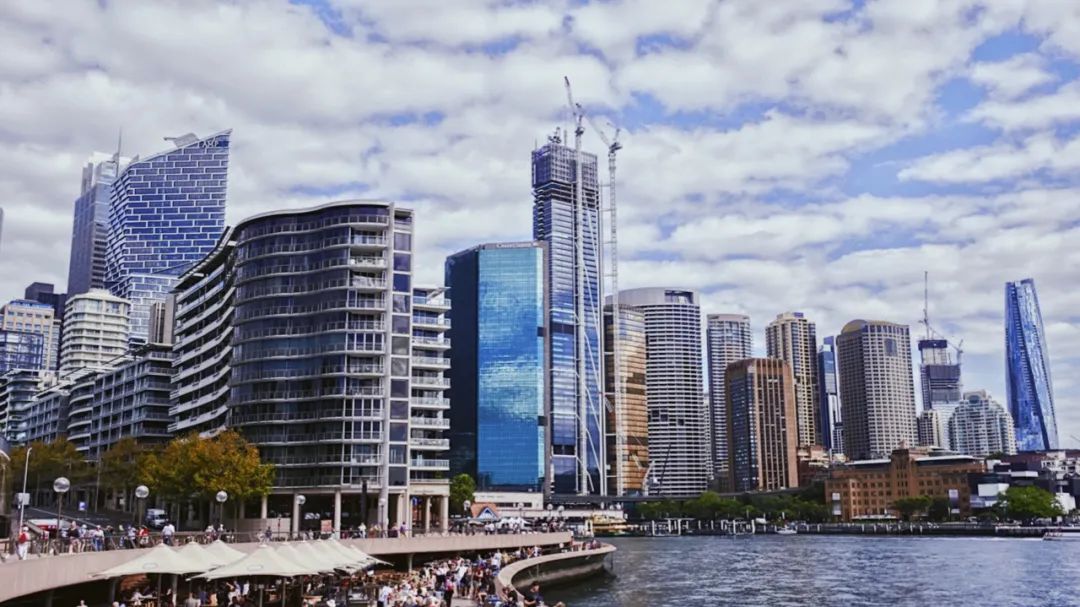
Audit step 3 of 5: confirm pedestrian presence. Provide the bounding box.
[16,526,30,560]
[183,592,200,607]
[162,520,175,545]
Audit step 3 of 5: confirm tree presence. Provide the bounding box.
[997,486,1063,521]
[449,473,476,516]
[10,440,92,498]
[893,496,932,521]
[927,496,951,522]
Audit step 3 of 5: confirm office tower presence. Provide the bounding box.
[24,283,67,321]
[1005,278,1058,451]
[619,288,709,498]
[918,338,961,407]
[817,336,843,455]
[604,305,648,496]
[172,201,451,530]
[837,319,918,460]
[68,153,127,296]
[0,330,45,374]
[531,138,604,495]
[105,131,230,341]
[0,299,60,371]
[706,313,752,483]
[59,289,131,375]
[948,390,1017,458]
[64,344,174,457]
[766,312,820,447]
[726,358,799,491]
[170,232,235,437]
[445,242,546,491]
[148,296,176,345]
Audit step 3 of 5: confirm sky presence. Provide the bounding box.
[0,0,1078,443]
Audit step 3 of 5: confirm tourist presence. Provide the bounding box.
[162,520,176,545]
[16,526,30,560]
[522,582,542,607]
[183,592,200,607]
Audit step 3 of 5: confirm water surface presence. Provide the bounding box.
[550,535,1080,607]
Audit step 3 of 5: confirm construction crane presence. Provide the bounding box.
[920,271,965,364]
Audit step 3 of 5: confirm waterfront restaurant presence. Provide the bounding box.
[825,446,984,521]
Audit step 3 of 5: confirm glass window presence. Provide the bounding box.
[389,466,407,486]
[391,357,409,377]
[390,400,409,419]
[394,232,411,251]
[392,314,410,334]
[390,423,408,442]
[393,273,411,293]
[393,294,410,313]
[391,379,409,397]
[394,253,411,271]
[392,336,410,355]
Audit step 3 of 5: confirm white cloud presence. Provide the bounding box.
[898,132,1080,184]
[968,53,1055,100]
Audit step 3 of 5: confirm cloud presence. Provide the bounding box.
[898,132,1080,184]
[968,53,1055,100]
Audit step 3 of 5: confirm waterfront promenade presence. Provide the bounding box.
[0,531,573,604]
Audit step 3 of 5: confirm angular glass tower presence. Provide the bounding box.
[532,139,604,495]
[706,313,752,484]
[68,153,126,296]
[105,131,230,341]
[446,242,546,491]
[817,336,843,455]
[1005,278,1058,451]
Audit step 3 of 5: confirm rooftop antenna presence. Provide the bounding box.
[922,270,930,340]
[113,128,123,164]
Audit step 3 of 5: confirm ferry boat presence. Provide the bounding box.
[1043,528,1080,541]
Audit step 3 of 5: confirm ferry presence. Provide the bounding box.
[1043,528,1080,541]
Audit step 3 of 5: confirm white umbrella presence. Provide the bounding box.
[195,545,316,580]
[276,543,336,573]
[94,544,208,577]
[293,541,353,571]
[203,539,245,564]
[178,540,236,568]
[327,539,388,566]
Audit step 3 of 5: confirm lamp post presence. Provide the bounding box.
[295,494,306,537]
[378,497,387,537]
[134,485,149,526]
[16,447,32,534]
[215,491,228,530]
[53,477,71,547]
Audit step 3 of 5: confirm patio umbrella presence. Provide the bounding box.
[326,539,388,566]
[195,545,316,580]
[94,544,208,577]
[276,543,337,574]
[203,539,246,565]
[178,540,237,568]
[293,541,354,571]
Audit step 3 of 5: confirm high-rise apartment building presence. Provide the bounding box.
[604,305,649,496]
[445,243,546,492]
[0,299,60,371]
[766,312,820,447]
[0,370,44,443]
[1005,278,1058,451]
[172,201,450,531]
[837,320,918,460]
[917,408,949,450]
[619,288,709,498]
[68,153,127,296]
[105,131,230,341]
[706,313,752,484]
[531,139,604,495]
[918,338,961,408]
[0,330,45,374]
[59,289,131,375]
[817,336,843,455]
[726,358,799,492]
[948,390,1017,458]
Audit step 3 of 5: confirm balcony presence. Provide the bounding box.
[411,356,450,369]
[411,397,450,410]
[413,296,451,310]
[412,376,450,389]
[412,336,450,349]
[412,316,451,330]
[410,458,450,470]
[410,437,450,450]
[410,417,450,430]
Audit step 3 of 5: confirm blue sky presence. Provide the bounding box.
[1,0,1078,444]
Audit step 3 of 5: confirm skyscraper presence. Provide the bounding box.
[837,320,918,460]
[1005,278,1058,451]
[706,313,752,483]
[0,331,44,374]
[0,299,60,371]
[531,138,604,495]
[605,305,648,496]
[948,390,1017,458]
[918,339,961,408]
[68,153,127,296]
[726,358,799,492]
[59,289,131,375]
[105,131,230,341]
[817,336,843,455]
[619,288,709,498]
[766,312,820,447]
[445,242,546,491]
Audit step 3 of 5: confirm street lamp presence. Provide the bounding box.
[295,494,306,536]
[134,485,149,526]
[215,491,228,530]
[378,497,388,536]
[53,477,71,545]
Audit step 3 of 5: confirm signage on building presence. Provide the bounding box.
[948,488,960,514]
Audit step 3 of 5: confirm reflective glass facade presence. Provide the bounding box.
[446,243,545,491]
[706,313,752,482]
[817,336,843,455]
[532,142,604,495]
[0,329,45,373]
[68,154,125,296]
[1005,279,1058,451]
[105,131,230,341]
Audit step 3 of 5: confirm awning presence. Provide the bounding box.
[178,540,238,568]
[203,539,246,565]
[195,545,316,580]
[327,540,388,566]
[94,544,208,577]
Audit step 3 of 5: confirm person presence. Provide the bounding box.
[77,601,88,607]
[162,520,176,545]
[16,526,30,560]
[183,592,200,607]
[522,582,542,607]
[377,582,391,607]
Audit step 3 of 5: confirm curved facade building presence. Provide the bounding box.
[706,313,752,484]
[618,288,708,498]
[948,390,1016,458]
[1005,279,1058,451]
[59,289,130,375]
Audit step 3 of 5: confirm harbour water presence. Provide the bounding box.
[550,535,1080,606]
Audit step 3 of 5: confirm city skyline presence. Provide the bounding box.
[0,1,1078,443]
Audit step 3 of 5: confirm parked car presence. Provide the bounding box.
[145,508,168,529]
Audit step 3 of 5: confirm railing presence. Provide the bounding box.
[411,397,450,408]
[230,410,383,424]
[234,298,386,321]
[232,343,384,360]
[410,417,450,429]
[231,364,385,382]
[244,430,383,443]
[411,356,451,367]
[412,316,451,327]
[234,320,385,341]
[413,296,452,307]
[412,337,451,347]
[410,437,450,449]
[410,459,450,469]
[412,376,451,387]
[232,386,383,404]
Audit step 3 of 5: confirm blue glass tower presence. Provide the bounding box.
[817,336,843,455]
[446,242,546,491]
[105,131,230,341]
[0,330,45,373]
[532,139,604,495]
[1005,278,1058,451]
[68,154,125,296]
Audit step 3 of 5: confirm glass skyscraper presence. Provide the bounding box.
[0,330,44,373]
[105,131,230,341]
[446,242,546,491]
[918,338,961,408]
[532,140,604,495]
[68,153,126,296]
[817,336,843,455]
[1005,278,1058,451]
[706,313,752,485]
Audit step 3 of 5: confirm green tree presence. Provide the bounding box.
[997,486,1063,521]
[449,473,476,516]
[893,496,932,521]
[927,496,951,522]
[11,440,92,496]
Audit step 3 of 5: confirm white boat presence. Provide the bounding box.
[1043,530,1080,541]
[776,527,797,536]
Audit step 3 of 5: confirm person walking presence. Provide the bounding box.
[16,526,30,560]
[183,592,200,607]
[162,521,176,546]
